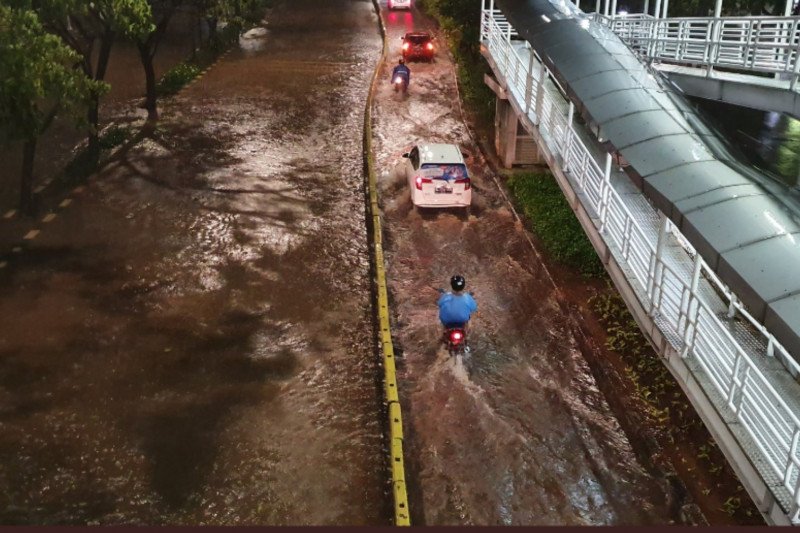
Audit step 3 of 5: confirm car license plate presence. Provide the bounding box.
[435,186,453,194]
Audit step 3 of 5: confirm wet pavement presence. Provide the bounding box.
[373,2,691,525]
[0,0,388,525]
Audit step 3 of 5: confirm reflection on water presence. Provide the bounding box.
[692,98,800,188]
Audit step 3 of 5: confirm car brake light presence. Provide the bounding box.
[415,176,432,190]
[455,178,471,190]
[402,42,409,50]
[426,42,434,50]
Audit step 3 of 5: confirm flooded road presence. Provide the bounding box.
[0,0,388,524]
[373,2,690,525]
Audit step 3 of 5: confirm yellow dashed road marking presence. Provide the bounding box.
[59,199,72,208]
[73,186,85,194]
[23,230,40,240]
[12,247,22,253]
[42,213,56,223]
[3,210,17,219]
[0,261,7,269]
[33,185,45,194]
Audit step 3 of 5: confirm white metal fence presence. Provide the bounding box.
[481,4,800,522]
[596,13,800,89]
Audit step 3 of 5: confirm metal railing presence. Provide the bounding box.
[596,13,800,89]
[481,4,800,522]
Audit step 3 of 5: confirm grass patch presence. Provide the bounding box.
[507,171,605,277]
[98,125,132,150]
[157,63,203,96]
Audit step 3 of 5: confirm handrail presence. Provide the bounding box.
[481,7,800,521]
[596,13,800,88]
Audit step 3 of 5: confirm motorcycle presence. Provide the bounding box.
[443,326,468,357]
[393,74,409,94]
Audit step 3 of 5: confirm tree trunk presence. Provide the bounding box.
[208,16,218,43]
[87,92,101,157]
[20,138,37,214]
[84,31,115,161]
[138,42,159,121]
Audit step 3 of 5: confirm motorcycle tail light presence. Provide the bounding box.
[394,76,403,83]
[450,331,463,343]
[415,176,432,190]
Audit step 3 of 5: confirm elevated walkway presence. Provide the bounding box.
[481,0,800,524]
[598,13,800,116]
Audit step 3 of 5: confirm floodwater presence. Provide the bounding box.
[372,2,692,525]
[0,0,388,525]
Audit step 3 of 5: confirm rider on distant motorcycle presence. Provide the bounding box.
[391,58,410,86]
[438,275,477,328]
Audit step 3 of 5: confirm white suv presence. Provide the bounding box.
[403,143,471,208]
[388,0,411,10]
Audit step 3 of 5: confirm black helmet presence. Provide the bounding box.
[398,58,405,65]
[450,275,466,292]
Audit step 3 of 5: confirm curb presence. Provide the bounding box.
[364,0,411,526]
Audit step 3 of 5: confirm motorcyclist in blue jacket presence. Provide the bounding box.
[438,275,477,328]
[391,58,411,86]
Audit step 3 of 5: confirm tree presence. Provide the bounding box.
[191,0,264,43]
[137,0,182,121]
[0,6,107,212]
[24,0,153,157]
[137,0,265,121]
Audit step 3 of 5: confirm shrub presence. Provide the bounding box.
[156,63,202,96]
[507,172,605,277]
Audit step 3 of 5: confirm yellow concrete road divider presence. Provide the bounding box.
[365,0,410,526]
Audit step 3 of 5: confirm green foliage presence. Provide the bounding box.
[26,0,154,47]
[98,125,132,149]
[507,172,605,277]
[0,5,106,142]
[156,62,202,95]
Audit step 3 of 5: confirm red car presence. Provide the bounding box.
[401,32,435,62]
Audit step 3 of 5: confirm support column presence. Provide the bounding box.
[662,0,669,17]
[611,0,618,15]
[713,0,722,17]
[495,98,519,169]
[596,0,601,13]
[644,0,650,15]
[654,0,662,18]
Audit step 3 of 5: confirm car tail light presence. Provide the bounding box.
[415,176,432,190]
[455,178,471,190]
[402,42,409,50]
[426,42,434,50]
[450,330,463,343]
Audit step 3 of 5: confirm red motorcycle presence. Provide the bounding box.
[444,326,468,357]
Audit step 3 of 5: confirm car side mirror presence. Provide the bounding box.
[402,152,410,158]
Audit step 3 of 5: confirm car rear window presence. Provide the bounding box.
[421,163,468,180]
[407,35,431,44]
